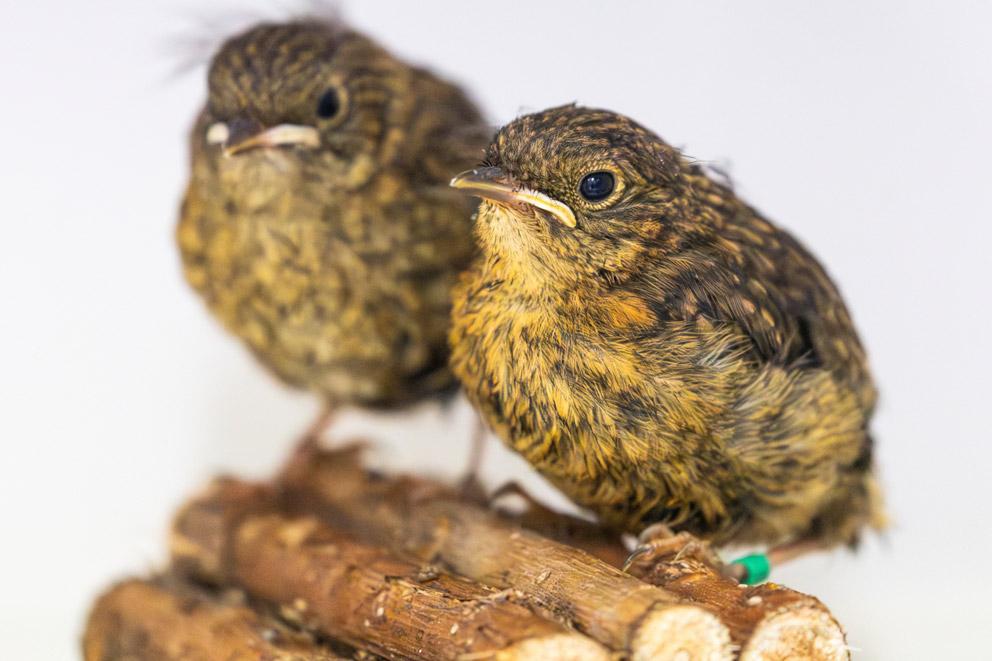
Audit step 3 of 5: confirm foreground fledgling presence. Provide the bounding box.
[449,105,885,557]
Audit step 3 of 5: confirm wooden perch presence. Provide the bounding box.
[636,556,848,661]
[279,444,848,661]
[86,443,852,660]
[496,502,849,661]
[170,478,611,661]
[278,446,733,660]
[83,576,347,660]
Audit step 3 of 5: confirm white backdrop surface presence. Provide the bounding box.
[1,1,990,658]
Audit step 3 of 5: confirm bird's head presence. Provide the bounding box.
[200,20,433,192]
[452,105,716,286]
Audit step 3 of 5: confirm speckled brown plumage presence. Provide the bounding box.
[450,105,884,548]
[177,19,487,408]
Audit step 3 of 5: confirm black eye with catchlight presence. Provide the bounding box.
[316,88,341,119]
[579,171,615,202]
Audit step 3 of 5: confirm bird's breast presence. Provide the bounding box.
[213,151,311,215]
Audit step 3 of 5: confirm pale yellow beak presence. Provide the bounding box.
[450,167,577,228]
[206,121,321,157]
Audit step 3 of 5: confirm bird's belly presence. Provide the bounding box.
[454,306,734,532]
[192,219,416,402]
[454,293,872,541]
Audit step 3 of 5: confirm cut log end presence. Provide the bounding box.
[496,633,614,661]
[740,603,849,661]
[631,604,734,661]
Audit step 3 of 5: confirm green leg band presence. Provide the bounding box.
[730,553,771,585]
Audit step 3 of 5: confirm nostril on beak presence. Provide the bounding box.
[226,116,264,145]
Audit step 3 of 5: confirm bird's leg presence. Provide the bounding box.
[726,537,831,584]
[278,403,336,481]
[623,525,833,585]
[766,537,827,565]
[623,523,726,579]
[457,414,489,500]
[297,403,337,451]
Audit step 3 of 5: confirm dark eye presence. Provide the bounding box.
[316,88,341,119]
[579,171,615,201]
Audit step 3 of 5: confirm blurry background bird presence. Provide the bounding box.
[450,105,885,569]
[176,17,488,442]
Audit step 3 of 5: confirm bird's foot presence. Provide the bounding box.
[623,523,727,580]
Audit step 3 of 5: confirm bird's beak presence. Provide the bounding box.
[450,167,577,228]
[206,121,320,157]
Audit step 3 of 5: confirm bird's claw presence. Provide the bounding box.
[623,523,725,579]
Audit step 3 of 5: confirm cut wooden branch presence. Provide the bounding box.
[639,557,849,661]
[278,445,734,660]
[499,504,849,661]
[170,478,611,661]
[83,576,347,660]
[501,505,849,661]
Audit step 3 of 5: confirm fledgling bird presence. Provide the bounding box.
[449,106,884,567]
[177,19,487,435]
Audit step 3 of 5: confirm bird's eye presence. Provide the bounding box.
[316,88,341,119]
[579,171,615,202]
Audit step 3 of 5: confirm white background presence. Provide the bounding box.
[2,1,990,658]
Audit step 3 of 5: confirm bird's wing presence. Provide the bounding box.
[647,206,876,411]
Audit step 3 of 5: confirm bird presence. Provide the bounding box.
[448,105,884,578]
[176,19,488,444]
